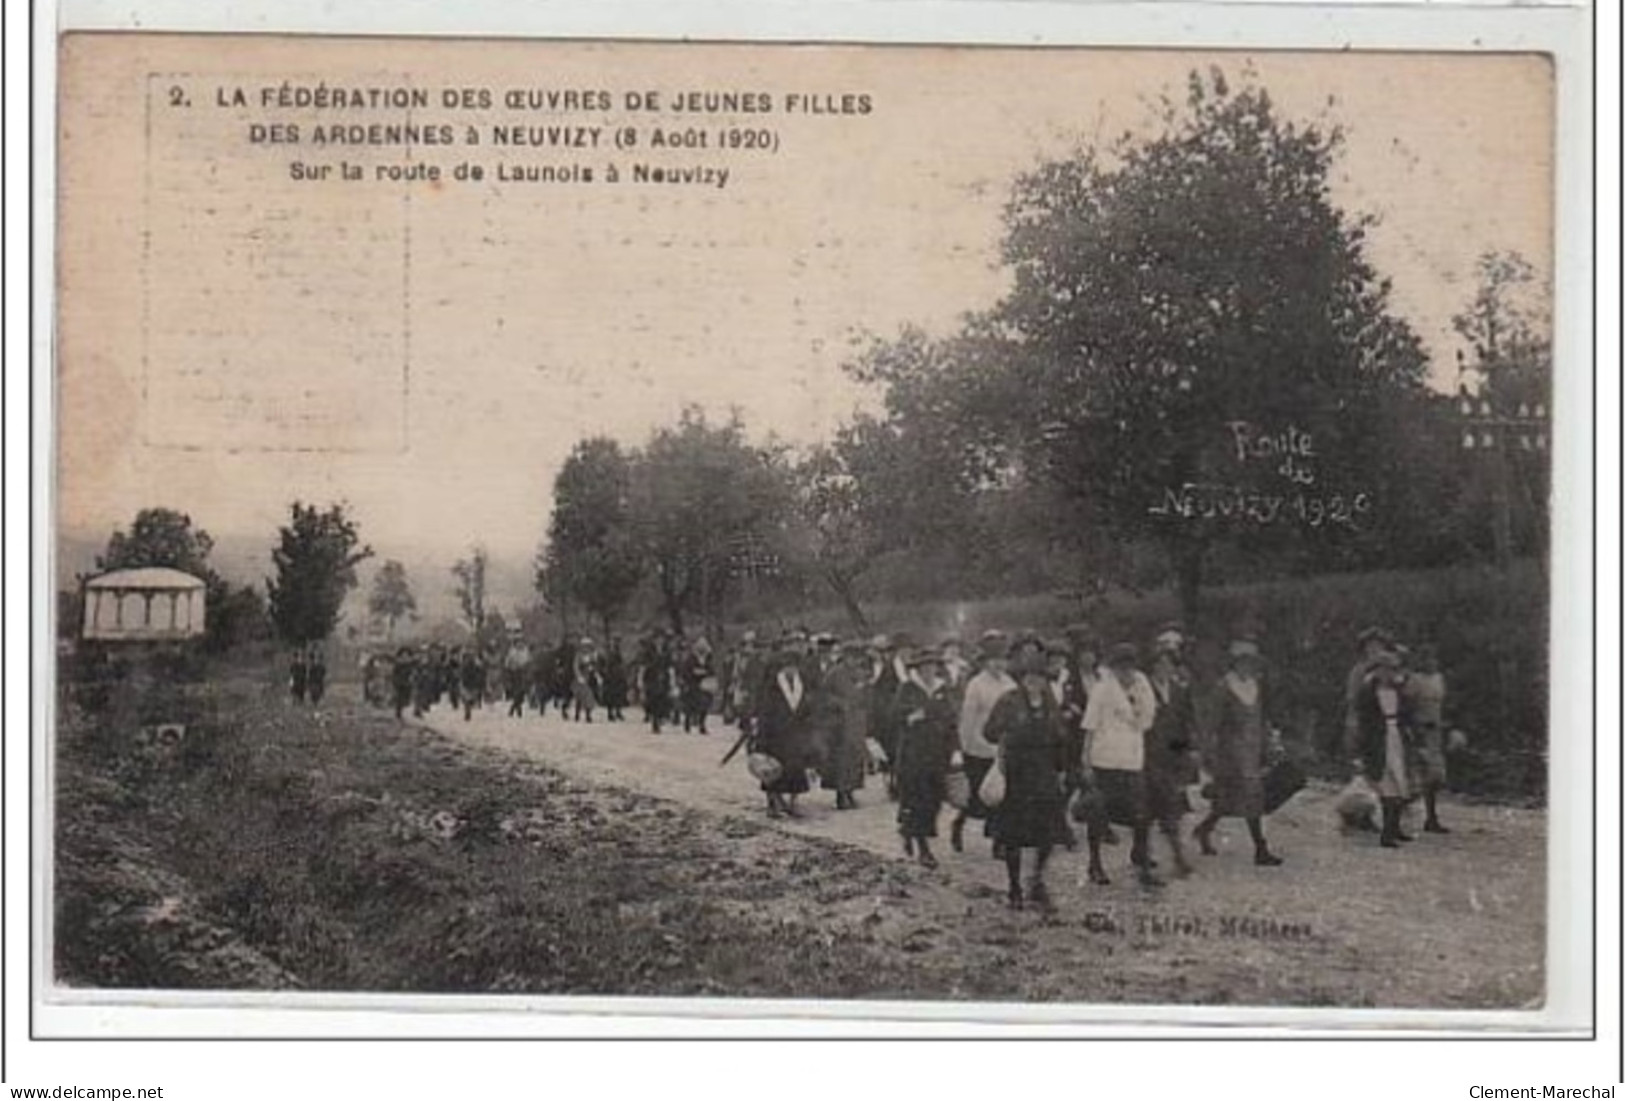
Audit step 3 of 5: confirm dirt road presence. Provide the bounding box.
[429,702,1547,1009]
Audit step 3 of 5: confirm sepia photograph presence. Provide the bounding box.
[48,29,1570,1026]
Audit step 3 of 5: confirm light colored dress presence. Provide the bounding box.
[1373,684,1411,800]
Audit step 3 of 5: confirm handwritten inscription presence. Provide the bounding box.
[1148,420,1372,529]
[1148,483,1372,528]
[1227,420,1317,486]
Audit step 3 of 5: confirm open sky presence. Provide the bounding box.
[57,37,1553,580]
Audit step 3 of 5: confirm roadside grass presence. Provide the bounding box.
[53,670,1544,1007]
[55,678,964,996]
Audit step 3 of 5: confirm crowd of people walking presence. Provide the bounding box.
[354,618,1458,912]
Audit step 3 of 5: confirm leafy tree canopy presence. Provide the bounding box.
[266,502,373,645]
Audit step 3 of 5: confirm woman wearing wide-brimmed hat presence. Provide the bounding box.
[1079,642,1160,887]
[754,633,815,818]
[952,629,1017,857]
[1193,637,1284,866]
[984,650,1071,910]
[893,649,959,868]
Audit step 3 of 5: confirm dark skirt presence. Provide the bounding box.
[1143,753,1193,825]
[603,670,629,708]
[1085,768,1149,828]
[682,684,714,716]
[820,722,867,792]
[759,719,812,795]
[1145,773,1190,825]
[992,776,1069,848]
[762,768,810,796]
[1206,767,1265,818]
[897,772,945,838]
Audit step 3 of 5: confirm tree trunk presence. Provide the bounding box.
[661,585,685,635]
[657,564,686,636]
[828,571,870,634]
[1173,539,1205,630]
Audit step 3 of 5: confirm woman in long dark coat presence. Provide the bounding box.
[1145,644,1197,878]
[641,635,674,733]
[306,647,327,706]
[984,652,1071,910]
[390,648,415,719]
[602,638,629,722]
[820,641,871,810]
[1193,638,1283,866]
[893,650,958,868]
[753,647,815,818]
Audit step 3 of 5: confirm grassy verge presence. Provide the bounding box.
[54,676,984,997]
[55,669,1543,1007]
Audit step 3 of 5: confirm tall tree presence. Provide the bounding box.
[367,559,417,640]
[785,444,879,631]
[1453,250,1552,406]
[628,407,788,636]
[96,507,217,578]
[991,68,1428,623]
[538,437,644,639]
[451,546,489,635]
[266,502,373,645]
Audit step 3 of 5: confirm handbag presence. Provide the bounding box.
[746,752,783,785]
[865,736,889,768]
[1335,774,1379,824]
[1069,783,1103,824]
[978,750,1007,809]
[944,768,972,811]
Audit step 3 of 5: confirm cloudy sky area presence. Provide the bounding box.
[58,38,1553,593]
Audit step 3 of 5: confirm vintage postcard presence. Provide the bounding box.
[48,28,1581,1033]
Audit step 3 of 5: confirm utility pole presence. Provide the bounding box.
[1455,350,1548,794]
